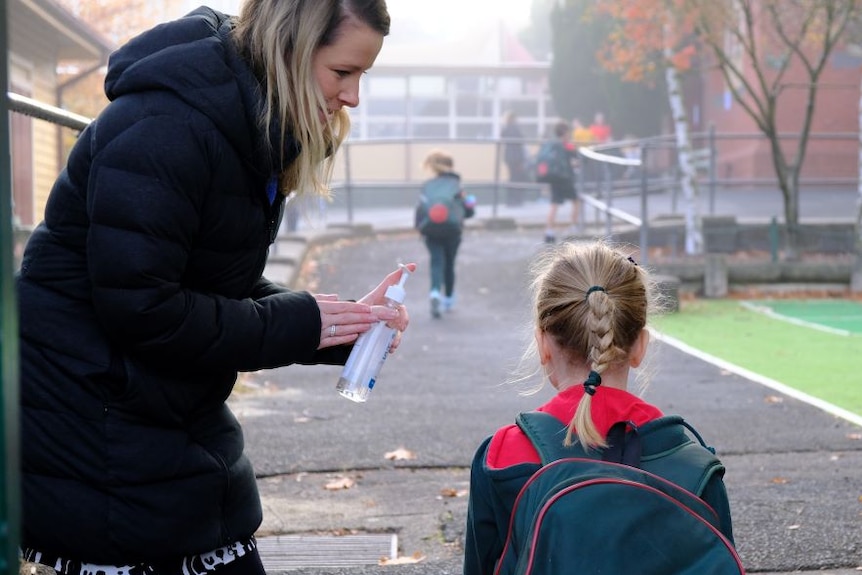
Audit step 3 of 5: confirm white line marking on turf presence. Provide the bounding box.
[739,301,852,336]
[651,329,862,428]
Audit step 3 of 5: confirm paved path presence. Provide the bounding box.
[235,189,861,573]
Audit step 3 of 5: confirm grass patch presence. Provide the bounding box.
[653,299,862,416]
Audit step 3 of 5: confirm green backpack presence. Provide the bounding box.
[533,141,572,183]
[494,411,745,575]
[415,176,465,238]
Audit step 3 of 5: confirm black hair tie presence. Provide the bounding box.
[583,370,602,396]
[585,286,606,301]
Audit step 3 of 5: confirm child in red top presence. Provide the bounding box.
[588,111,612,144]
[463,241,735,575]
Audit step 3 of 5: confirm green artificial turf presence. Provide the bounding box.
[653,299,862,416]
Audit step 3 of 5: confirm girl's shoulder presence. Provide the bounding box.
[486,421,546,469]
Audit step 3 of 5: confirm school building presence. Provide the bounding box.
[7,2,862,227]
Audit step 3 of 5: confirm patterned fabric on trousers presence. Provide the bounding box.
[21,537,257,575]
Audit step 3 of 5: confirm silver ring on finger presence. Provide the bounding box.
[330,324,337,337]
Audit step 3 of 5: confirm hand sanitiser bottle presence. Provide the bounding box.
[336,265,410,402]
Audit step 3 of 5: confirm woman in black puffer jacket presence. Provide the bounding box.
[16,2,412,573]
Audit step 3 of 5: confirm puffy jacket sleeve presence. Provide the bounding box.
[85,113,332,372]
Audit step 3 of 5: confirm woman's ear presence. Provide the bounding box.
[629,328,650,368]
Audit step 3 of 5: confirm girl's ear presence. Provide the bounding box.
[629,328,650,368]
[536,328,552,365]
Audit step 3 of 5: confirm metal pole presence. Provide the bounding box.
[492,140,501,218]
[639,145,649,266]
[0,2,22,571]
[603,163,612,237]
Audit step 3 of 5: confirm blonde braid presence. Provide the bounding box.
[568,289,628,448]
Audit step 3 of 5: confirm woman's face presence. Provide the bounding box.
[313,19,384,121]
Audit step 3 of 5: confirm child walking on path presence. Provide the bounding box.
[540,120,579,244]
[462,240,737,575]
[415,150,475,318]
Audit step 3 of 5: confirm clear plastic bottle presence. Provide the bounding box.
[336,265,410,402]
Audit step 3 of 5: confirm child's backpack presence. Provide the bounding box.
[415,176,466,238]
[533,141,572,183]
[494,411,745,575]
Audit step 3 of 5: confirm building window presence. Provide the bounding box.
[411,123,450,138]
[410,75,447,96]
[363,121,408,139]
[456,96,495,117]
[368,98,407,115]
[456,122,493,139]
[410,98,449,117]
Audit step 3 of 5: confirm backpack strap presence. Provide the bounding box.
[602,421,643,467]
[516,411,725,496]
[517,411,643,466]
[515,411,589,465]
[636,415,726,496]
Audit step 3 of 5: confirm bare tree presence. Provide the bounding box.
[690,0,862,259]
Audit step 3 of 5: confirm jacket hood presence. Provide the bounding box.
[104,6,298,175]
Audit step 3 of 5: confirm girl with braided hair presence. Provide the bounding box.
[463,240,735,575]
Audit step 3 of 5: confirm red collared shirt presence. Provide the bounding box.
[487,385,663,469]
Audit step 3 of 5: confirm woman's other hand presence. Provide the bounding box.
[316,262,416,350]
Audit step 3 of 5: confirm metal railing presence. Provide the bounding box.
[7,92,90,131]
[7,91,859,267]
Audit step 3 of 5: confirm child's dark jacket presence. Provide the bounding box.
[463,386,735,575]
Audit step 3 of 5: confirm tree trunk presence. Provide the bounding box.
[766,131,801,261]
[664,56,702,255]
[783,177,802,261]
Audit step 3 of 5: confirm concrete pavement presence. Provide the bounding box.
[235,187,862,574]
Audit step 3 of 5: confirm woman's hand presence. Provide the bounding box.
[358,263,416,352]
[316,263,416,350]
[315,295,377,349]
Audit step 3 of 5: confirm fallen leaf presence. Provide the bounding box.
[787,524,801,530]
[764,395,784,404]
[379,552,426,565]
[847,433,862,440]
[384,447,416,461]
[440,488,469,498]
[324,476,355,490]
[770,477,789,484]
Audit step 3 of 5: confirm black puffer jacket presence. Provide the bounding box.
[17,7,348,563]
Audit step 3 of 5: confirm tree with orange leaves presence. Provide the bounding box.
[597,0,862,259]
[594,0,705,254]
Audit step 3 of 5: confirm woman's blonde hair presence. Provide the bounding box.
[529,241,656,449]
[233,0,390,199]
